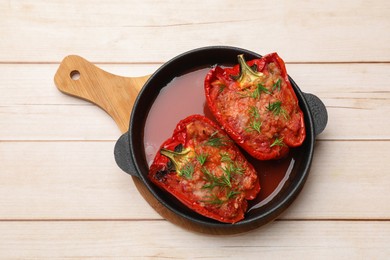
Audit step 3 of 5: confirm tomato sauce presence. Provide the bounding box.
[143,67,300,211]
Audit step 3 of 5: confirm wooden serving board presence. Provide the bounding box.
[54,55,245,234]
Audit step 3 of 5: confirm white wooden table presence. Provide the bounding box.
[1,1,389,258]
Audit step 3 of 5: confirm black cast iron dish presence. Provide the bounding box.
[114,46,327,232]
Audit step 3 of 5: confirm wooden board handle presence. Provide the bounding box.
[54,55,150,133]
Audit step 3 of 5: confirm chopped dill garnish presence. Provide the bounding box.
[200,156,244,205]
[272,78,282,92]
[227,190,241,199]
[202,167,231,189]
[266,100,282,113]
[220,152,246,175]
[249,106,260,119]
[246,119,262,133]
[266,100,289,119]
[246,106,262,133]
[270,137,285,147]
[220,161,245,185]
[233,162,245,175]
[201,194,225,205]
[196,153,208,166]
[201,190,241,206]
[181,162,194,179]
[220,152,232,162]
[239,83,270,99]
[205,131,229,147]
[251,83,271,99]
[219,84,226,93]
[202,168,220,189]
[219,167,232,188]
[212,80,226,93]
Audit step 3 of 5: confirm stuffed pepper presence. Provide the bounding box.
[205,53,306,160]
[148,115,260,223]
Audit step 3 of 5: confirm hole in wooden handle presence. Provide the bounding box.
[70,70,80,80]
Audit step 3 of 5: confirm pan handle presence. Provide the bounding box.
[54,55,149,133]
[303,93,328,137]
[114,132,139,177]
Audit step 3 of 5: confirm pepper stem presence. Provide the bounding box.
[160,147,191,175]
[237,54,264,88]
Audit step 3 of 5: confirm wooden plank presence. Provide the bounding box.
[1,63,389,140]
[1,141,389,220]
[0,104,122,140]
[0,220,388,259]
[0,63,156,140]
[284,140,390,219]
[1,0,389,62]
[0,141,159,220]
[0,63,159,106]
[288,64,390,140]
[1,0,388,256]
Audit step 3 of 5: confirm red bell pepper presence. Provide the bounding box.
[205,53,306,160]
[148,115,260,223]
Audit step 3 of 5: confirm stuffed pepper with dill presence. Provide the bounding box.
[205,53,306,160]
[148,115,260,223]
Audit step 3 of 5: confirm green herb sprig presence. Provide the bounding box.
[181,163,194,179]
[220,152,231,162]
[201,194,225,205]
[270,137,285,147]
[205,131,230,147]
[272,78,282,92]
[202,168,232,189]
[246,106,262,133]
[240,83,270,99]
[196,153,208,166]
[221,162,245,178]
[252,83,271,99]
[201,189,241,206]
[227,190,241,200]
[266,100,289,120]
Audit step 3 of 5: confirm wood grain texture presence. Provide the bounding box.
[0,221,389,259]
[1,0,389,257]
[54,55,149,133]
[1,0,389,62]
[52,56,219,233]
[1,141,389,220]
[1,63,389,140]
